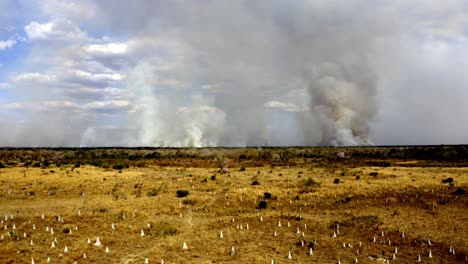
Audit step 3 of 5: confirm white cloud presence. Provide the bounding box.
[24,19,86,41]
[83,100,131,112]
[0,39,16,50]
[0,83,9,89]
[63,87,132,101]
[2,103,36,111]
[72,70,125,82]
[40,0,95,20]
[43,100,80,110]
[84,43,128,56]
[12,72,54,83]
[264,101,308,112]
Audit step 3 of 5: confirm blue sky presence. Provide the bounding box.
[0,0,468,147]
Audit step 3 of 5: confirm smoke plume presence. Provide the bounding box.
[308,61,377,146]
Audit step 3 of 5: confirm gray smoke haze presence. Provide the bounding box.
[1,1,468,147]
[119,1,390,146]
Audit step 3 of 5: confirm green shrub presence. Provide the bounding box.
[182,199,197,205]
[176,190,189,198]
[152,221,178,237]
[257,200,267,209]
[304,178,320,187]
[251,180,260,186]
[113,163,125,170]
[146,188,161,197]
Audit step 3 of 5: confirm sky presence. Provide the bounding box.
[0,0,468,147]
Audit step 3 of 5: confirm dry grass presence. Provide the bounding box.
[0,159,467,263]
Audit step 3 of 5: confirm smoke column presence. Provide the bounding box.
[12,1,468,147]
[78,1,395,147]
[308,60,377,146]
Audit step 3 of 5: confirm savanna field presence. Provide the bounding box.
[0,147,467,263]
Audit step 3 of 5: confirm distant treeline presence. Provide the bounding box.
[0,145,467,169]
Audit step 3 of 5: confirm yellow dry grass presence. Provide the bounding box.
[0,161,467,263]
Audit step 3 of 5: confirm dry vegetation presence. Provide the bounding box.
[0,147,467,263]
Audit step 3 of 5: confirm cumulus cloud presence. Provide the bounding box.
[0,39,16,50]
[84,43,128,56]
[25,19,86,41]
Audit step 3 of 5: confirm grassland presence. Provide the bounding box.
[0,147,467,263]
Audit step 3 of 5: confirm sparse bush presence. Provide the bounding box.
[135,161,146,168]
[299,178,321,194]
[263,192,277,200]
[251,180,260,186]
[151,221,178,237]
[453,188,465,195]
[332,215,382,228]
[182,199,197,205]
[62,224,74,234]
[257,200,267,209]
[238,154,248,160]
[146,188,161,197]
[304,178,320,187]
[442,177,453,184]
[113,163,125,170]
[176,190,189,198]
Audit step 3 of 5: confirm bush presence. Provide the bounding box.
[264,192,272,200]
[251,180,260,186]
[113,163,125,170]
[257,200,267,209]
[0,162,5,168]
[151,221,178,237]
[304,178,320,187]
[299,178,321,194]
[182,199,197,205]
[146,188,161,197]
[176,190,189,198]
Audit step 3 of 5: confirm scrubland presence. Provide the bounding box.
[0,146,467,263]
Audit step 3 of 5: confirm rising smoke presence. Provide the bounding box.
[308,61,377,146]
[106,1,391,147]
[4,1,467,147]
